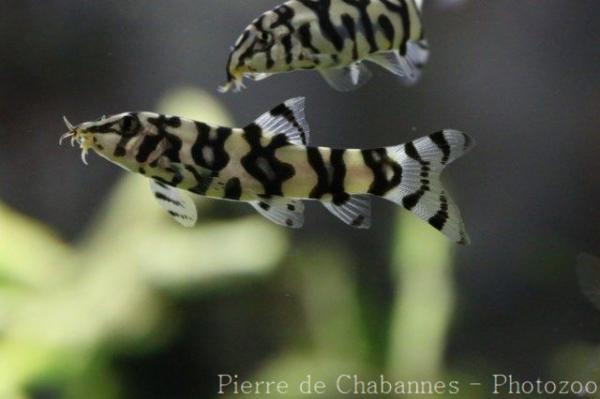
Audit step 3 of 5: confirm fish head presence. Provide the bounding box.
[60,113,142,165]
[221,10,307,92]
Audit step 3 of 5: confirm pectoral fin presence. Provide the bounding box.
[150,179,197,227]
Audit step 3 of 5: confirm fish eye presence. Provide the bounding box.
[254,31,273,51]
[119,115,139,136]
[258,31,271,42]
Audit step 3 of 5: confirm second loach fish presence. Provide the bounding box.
[61,98,473,244]
[221,0,429,92]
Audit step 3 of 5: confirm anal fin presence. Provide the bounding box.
[150,179,198,227]
[250,197,304,228]
[322,195,372,229]
[320,62,373,92]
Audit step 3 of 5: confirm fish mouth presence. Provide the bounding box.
[59,116,92,165]
[218,67,247,93]
[218,71,273,93]
[218,77,246,93]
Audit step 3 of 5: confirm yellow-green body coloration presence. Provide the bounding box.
[222,0,429,92]
[62,98,473,243]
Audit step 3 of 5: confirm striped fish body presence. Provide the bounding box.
[293,0,424,64]
[83,123,378,201]
[222,0,428,92]
[61,98,473,243]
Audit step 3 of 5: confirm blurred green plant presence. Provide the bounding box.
[0,87,288,399]
[2,86,498,399]
[222,212,458,399]
[388,211,455,383]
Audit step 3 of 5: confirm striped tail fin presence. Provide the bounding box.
[384,130,474,244]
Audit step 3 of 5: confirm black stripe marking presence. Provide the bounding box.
[136,115,184,163]
[307,147,329,199]
[341,14,359,60]
[270,7,297,66]
[112,114,141,157]
[297,0,344,51]
[227,30,250,81]
[380,0,411,54]
[402,138,432,211]
[185,165,215,196]
[163,132,183,163]
[120,114,141,136]
[404,142,426,164]
[191,123,232,171]
[271,5,296,30]
[136,134,162,163]
[154,192,183,207]
[241,124,295,197]
[114,135,131,157]
[362,148,403,196]
[88,120,122,134]
[224,177,242,200]
[88,125,118,134]
[153,180,169,189]
[270,102,308,144]
[342,0,378,53]
[402,189,425,210]
[235,34,260,70]
[149,115,182,128]
[297,23,321,57]
[168,210,192,221]
[330,149,350,205]
[428,193,449,231]
[307,148,354,203]
[397,1,411,55]
[429,131,451,165]
[378,14,395,49]
[165,165,184,187]
[281,34,294,65]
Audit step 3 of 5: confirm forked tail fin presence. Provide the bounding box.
[385,130,474,244]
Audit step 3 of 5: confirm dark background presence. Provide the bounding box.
[0,1,599,398]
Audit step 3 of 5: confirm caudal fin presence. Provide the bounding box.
[385,130,474,244]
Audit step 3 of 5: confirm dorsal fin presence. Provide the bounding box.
[251,97,310,145]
